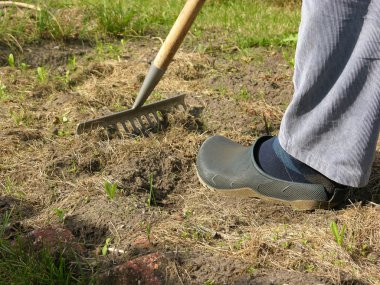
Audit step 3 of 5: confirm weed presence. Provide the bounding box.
[63,70,71,84]
[68,161,78,174]
[183,209,193,219]
[280,33,298,46]
[37,66,48,83]
[10,108,30,126]
[67,56,77,70]
[4,177,14,195]
[104,181,118,200]
[62,56,77,84]
[180,231,190,239]
[281,241,292,249]
[146,223,152,242]
[150,92,164,102]
[8,53,15,67]
[102,238,112,256]
[0,83,8,100]
[282,47,296,67]
[304,263,315,273]
[204,280,215,285]
[2,177,25,199]
[232,233,252,250]
[247,265,256,276]
[330,221,346,247]
[147,174,157,207]
[57,130,70,137]
[20,62,29,70]
[95,41,124,60]
[54,208,65,222]
[237,87,250,100]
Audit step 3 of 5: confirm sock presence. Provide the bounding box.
[258,137,328,185]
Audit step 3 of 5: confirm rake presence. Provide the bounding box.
[76,0,206,135]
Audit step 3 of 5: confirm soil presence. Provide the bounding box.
[1,39,379,285]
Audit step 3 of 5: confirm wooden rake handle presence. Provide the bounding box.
[154,0,206,70]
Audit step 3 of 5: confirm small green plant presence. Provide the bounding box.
[304,263,315,273]
[37,66,48,82]
[19,62,29,70]
[0,83,7,100]
[247,265,256,276]
[8,54,15,67]
[146,223,152,242]
[67,56,77,70]
[184,209,192,219]
[204,280,215,285]
[280,33,298,46]
[330,221,346,247]
[2,177,24,198]
[4,177,13,194]
[281,241,292,249]
[64,70,71,84]
[10,108,28,126]
[68,161,78,174]
[238,87,250,100]
[104,181,118,200]
[102,238,112,256]
[54,208,65,222]
[147,174,156,207]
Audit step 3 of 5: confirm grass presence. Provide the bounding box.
[0,0,300,50]
[0,212,93,284]
[147,174,157,207]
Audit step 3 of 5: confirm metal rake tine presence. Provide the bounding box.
[129,119,140,134]
[137,117,145,130]
[109,124,118,131]
[145,114,155,128]
[120,121,129,133]
[77,94,186,135]
[153,112,161,123]
[179,102,187,110]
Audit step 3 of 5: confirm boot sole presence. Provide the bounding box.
[196,170,332,211]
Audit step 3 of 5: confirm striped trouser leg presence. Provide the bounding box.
[279,0,380,187]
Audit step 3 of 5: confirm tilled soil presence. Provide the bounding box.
[1,39,379,285]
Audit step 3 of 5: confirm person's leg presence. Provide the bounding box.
[279,0,380,188]
[196,0,380,209]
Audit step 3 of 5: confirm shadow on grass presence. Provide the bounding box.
[64,214,110,250]
[0,196,36,237]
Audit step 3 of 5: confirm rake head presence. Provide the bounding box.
[76,94,186,135]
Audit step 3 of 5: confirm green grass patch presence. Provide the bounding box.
[0,211,95,284]
[0,0,300,49]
